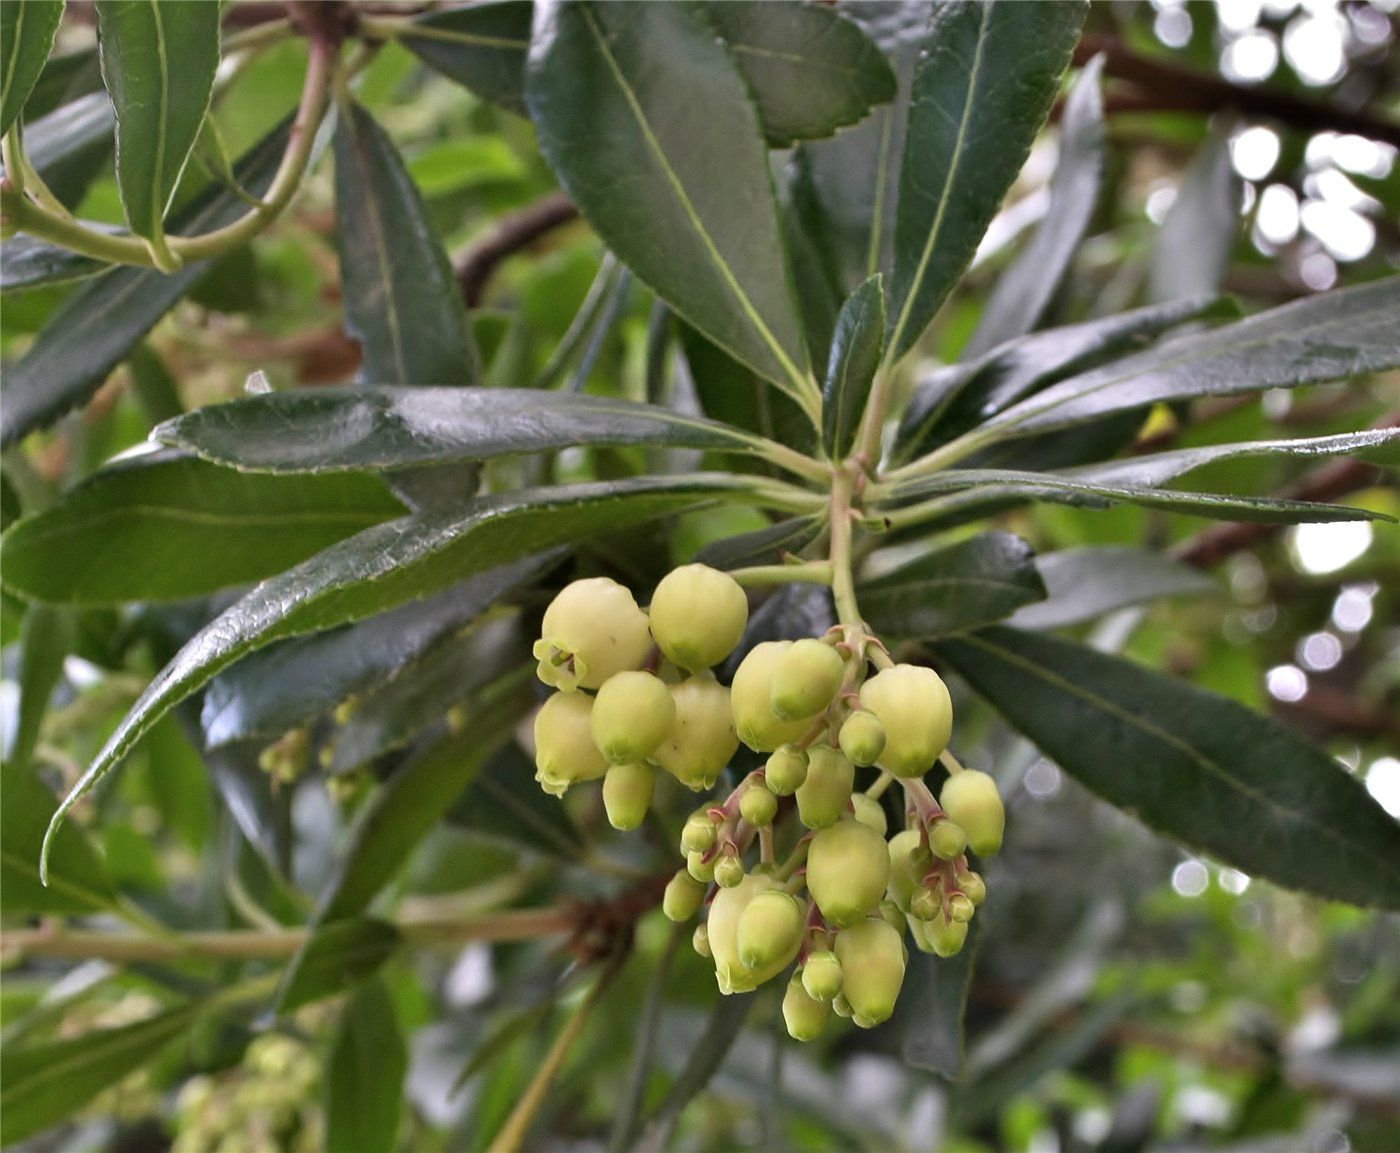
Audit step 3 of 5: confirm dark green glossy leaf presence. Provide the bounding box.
[6,87,115,210]
[0,0,63,134]
[326,979,407,1153]
[319,720,518,923]
[1008,547,1214,631]
[702,1,896,147]
[157,386,765,472]
[983,276,1400,439]
[401,1,532,114]
[95,0,220,242]
[202,552,558,746]
[937,627,1400,909]
[335,100,478,386]
[611,927,685,1152]
[43,476,730,876]
[9,603,70,774]
[449,741,582,857]
[326,614,529,773]
[126,341,183,424]
[20,46,103,121]
[527,2,812,400]
[0,999,199,1144]
[0,120,290,447]
[693,516,823,571]
[822,275,885,459]
[895,296,1236,461]
[1149,126,1237,303]
[887,0,1085,361]
[903,917,981,1079]
[860,531,1045,639]
[1,452,406,605]
[278,918,404,1014]
[962,54,1104,358]
[0,224,102,290]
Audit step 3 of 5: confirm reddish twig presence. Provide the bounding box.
[454,192,580,306]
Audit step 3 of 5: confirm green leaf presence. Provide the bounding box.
[157,386,766,472]
[0,452,407,605]
[8,602,71,775]
[1008,547,1215,631]
[982,276,1400,439]
[936,627,1400,909]
[2,87,115,213]
[95,0,221,245]
[0,119,291,447]
[0,229,104,291]
[702,1,896,147]
[693,516,823,571]
[401,1,532,114]
[860,531,1045,639]
[1149,125,1237,303]
[902,917,981,1079]
[887,0,1085,362]
[19,44,104,122]
[0,0,64,134]
[334,100,478,386]
[325,979,407,1153]
[526,2,812,401]
[0,999,200,1144]
[43,476,731,875]
[962,54,1104,359]
[202,552,557,746]
[822,275,885,459]
[894,296,1237,462]
[278,918,404,1014]
[449,741,582,857]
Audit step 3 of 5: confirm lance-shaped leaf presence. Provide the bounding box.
[335,100,478,385]
[894,295,1237,461]
[859,531,1045,639]
[936,627,1400,910]
[1009,547,1214,631]
[982,276,1400,439]
[1,120,292,447]
[19,44,104,121]
[822,275,885,458]
[693,516,823,571]
[1,230,109,292]
[526,2,812,401]
[962,54,1104,358]
[0,0,64,134]
[326,979,407,1153]
[887,0,1085,362]
[401,0,532,114]
[95,0,220,246]
[278,918,404,1013]
[0,452,406,605]
[40,475,738,874]
[702,1,896,147]
[903,918,981,1080]
[202,552,558,746]
[449,741,582,857]
[1149,126,1237,303]
[157,386,766,472]
[0,87,116,217]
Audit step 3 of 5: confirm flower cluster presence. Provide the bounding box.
[530,565,1006,1041]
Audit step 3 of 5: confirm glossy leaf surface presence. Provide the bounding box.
[326,979,407,1153]
[0,0,64,134]
[278,918,404,1013]
[1008,547,1215,631]
[822,275,885,459]
[401,1,532,113]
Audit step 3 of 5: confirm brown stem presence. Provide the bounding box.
[454,191,580,306]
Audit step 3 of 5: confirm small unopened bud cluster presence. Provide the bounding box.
[530,565,749,829]
[530,563,1007,1043]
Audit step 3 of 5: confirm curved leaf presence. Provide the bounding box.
[936,627,1400,910]
[693,515,823,571]
[526,2,811,401]
[1008,546,1214,631]
[903,918,981,1080]
[1,452,406,605]
[335,100,478,386]
[822,275,885,459]
[278,918,404,1014]
[326,979,407,1153]
[41,475,738,874]
[702,1,896,147]
[860,531,1045,639]
[5,87,116,210]
[0,229,108,291]
[0,119,292,447]
[401,1,532,113]
[887,0,1085,362]
[157,386,765,472]
[0,0,64,134]
[962,54,1104,358]
[1149,125,1237,303]
[983,276,1400,439]
[95,0,220,243]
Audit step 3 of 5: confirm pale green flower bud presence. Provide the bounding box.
[909,887,941,922]
[680,810,719,854]
[534,577,651,691]
[714,855,745,889]
[886,829,923,912]
[648,564,748,671]
[692,924,712,958]
[938,769,1004,856]
[739,783,778,827]
[533,692,610,796]
[878,899,907,932]
[662,868,707,922]
[795,745,854,830]
[858,664,953,778]
[783,974,830,1042]
[602,762,654,830]
[708,874,801,994]
[687,850,716,883]
[838,710,886,767]
[801,950,844,1002]
[948,893,975,923]
[910,914,968,957]
[731,642,813,752]
[765,745,808,795]
[651,673,739,790]
[835,918,906,1027]
[770,638,846,721]
[591,671,675,763]
[850,792,888,836]
[928,817,967,860]
[957,869,987,906]
[831,992,854,1019]
[737,890,805,970]
[806,819,891,927]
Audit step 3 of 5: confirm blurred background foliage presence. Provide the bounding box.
[1,1,1398,1152]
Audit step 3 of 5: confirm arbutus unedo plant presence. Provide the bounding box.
[2,2,1399,1150]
